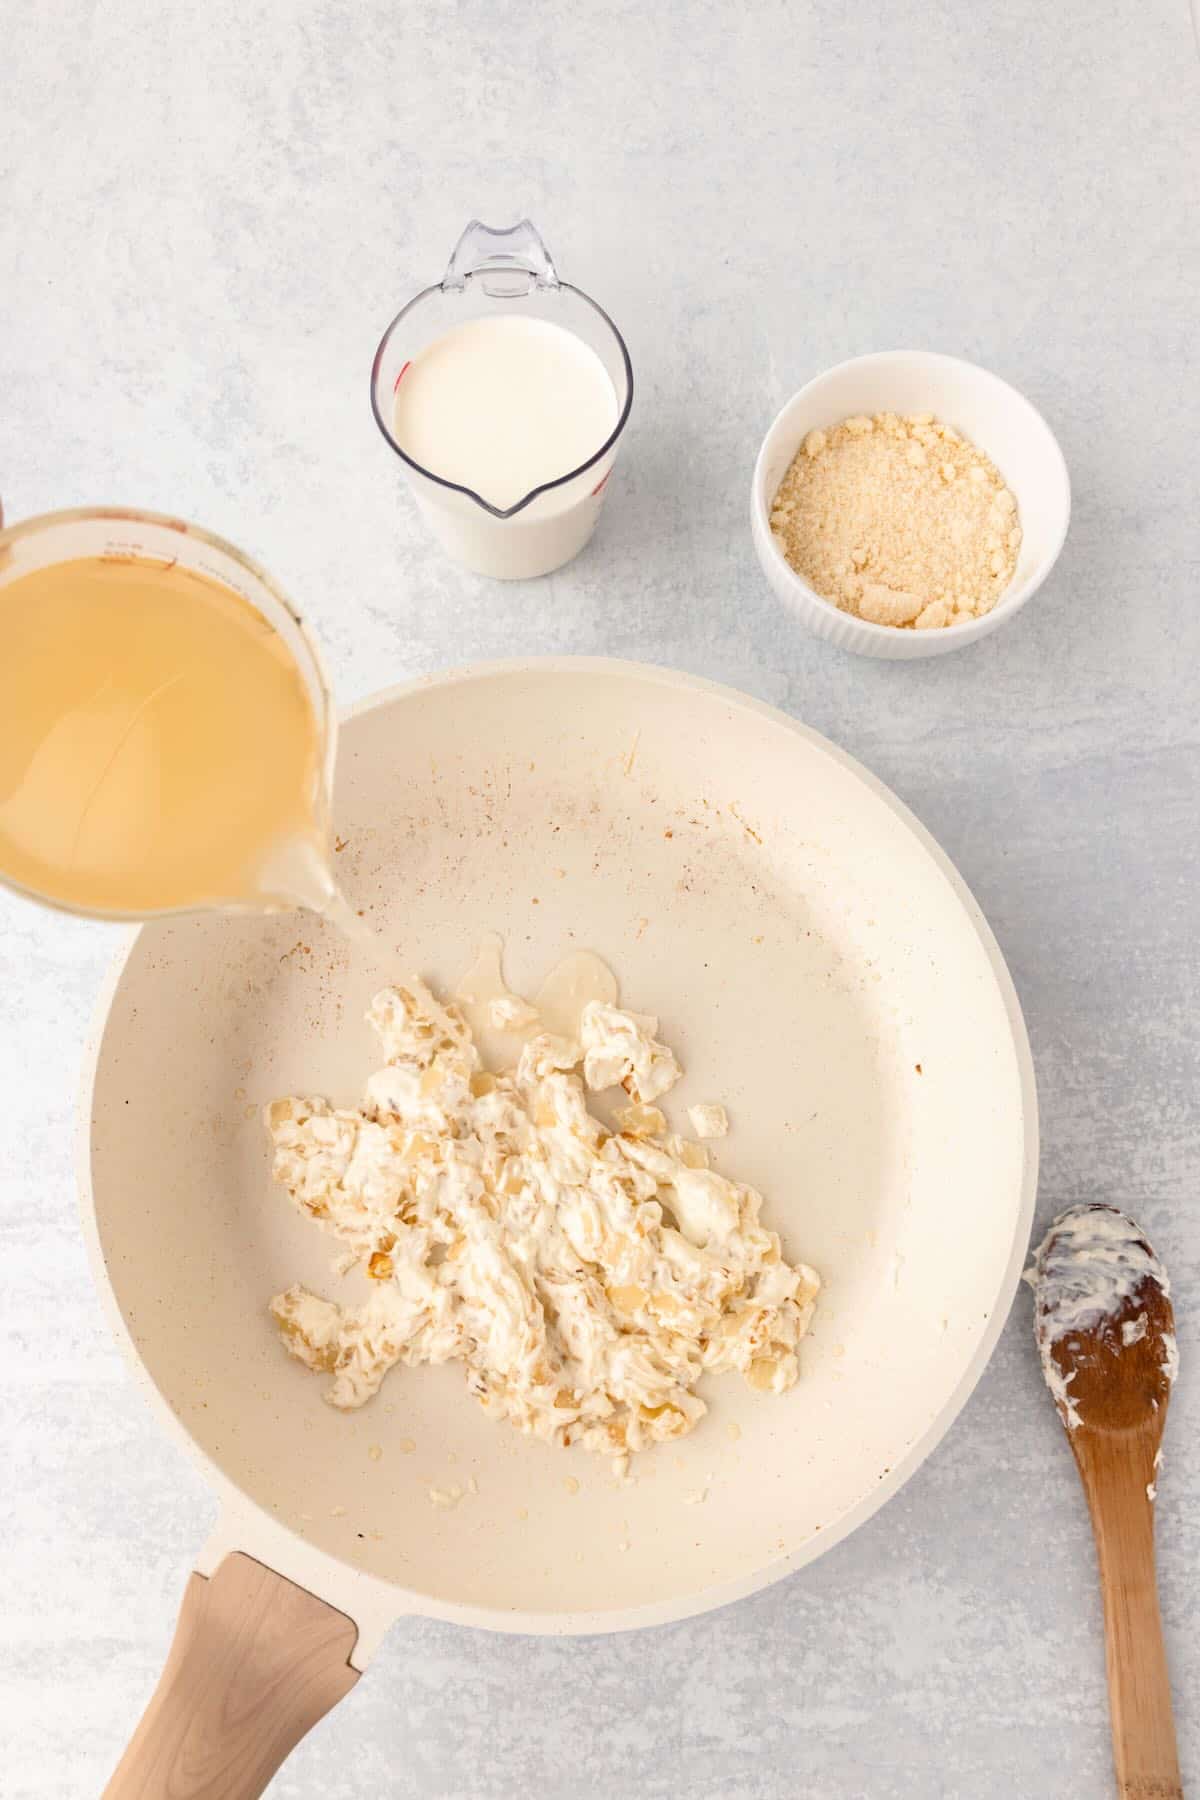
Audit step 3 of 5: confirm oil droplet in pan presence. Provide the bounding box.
[454,933,617,1069]
[533,949,617,1038]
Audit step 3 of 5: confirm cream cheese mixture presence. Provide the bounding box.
[265,960,820,1468]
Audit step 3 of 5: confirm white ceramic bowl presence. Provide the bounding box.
[750,351,1071,659]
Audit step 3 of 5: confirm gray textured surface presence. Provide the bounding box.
[1,1,1197,1794]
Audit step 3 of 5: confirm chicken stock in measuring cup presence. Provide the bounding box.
[0,507,354,930]
[370,220,634,580]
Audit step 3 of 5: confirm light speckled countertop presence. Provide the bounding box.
[2,2,1198,1795]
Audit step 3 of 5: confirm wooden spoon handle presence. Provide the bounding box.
[1074,1434,1182,1799]
[102,1553,359,1800]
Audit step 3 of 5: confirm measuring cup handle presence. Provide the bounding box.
[442,217,559,295]
[100,1553,359,1800]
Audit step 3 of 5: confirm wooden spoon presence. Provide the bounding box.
[1029,1203,1182,1800]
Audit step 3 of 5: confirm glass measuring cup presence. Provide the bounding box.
[370,220,634,580]
[0,507,337,923]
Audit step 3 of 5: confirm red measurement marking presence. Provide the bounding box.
[590,470,611,497]
[393,361,411,393]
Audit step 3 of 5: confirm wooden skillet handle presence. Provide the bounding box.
[1073,1431,1183,1799]
[102,1553,359,1800]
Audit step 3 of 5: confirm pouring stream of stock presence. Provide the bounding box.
[1029,1203,1182,1800]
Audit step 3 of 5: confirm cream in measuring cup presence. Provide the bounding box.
[371,220,633,580]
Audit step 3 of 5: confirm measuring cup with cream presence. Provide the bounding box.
[371,220,633,579]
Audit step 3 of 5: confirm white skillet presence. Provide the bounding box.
[80,659,1037,1796]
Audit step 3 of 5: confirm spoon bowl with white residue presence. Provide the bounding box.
[1029,1203,1182,1799]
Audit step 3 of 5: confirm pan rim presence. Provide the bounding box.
[76,654,1038,1638]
